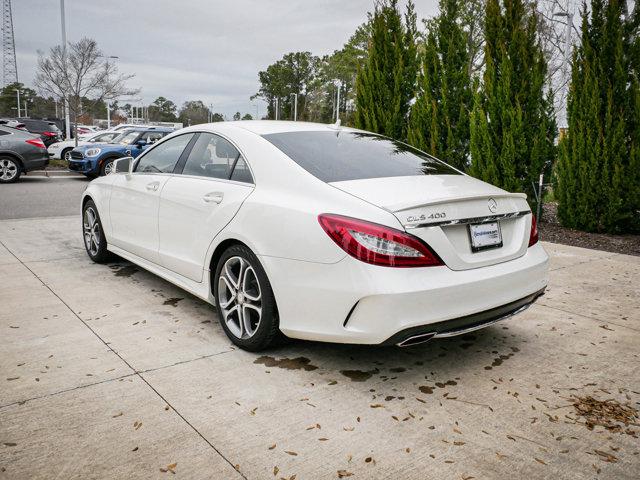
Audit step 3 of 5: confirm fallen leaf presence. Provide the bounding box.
[337,470,353,478]
[285,451,298,456]
[268,444,277,450]
[273,466,279,476]
[534,458,546,465]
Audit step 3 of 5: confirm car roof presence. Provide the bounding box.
[180,120,356,137]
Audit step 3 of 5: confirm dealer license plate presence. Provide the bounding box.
[468,222,503,252]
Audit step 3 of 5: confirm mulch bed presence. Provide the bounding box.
[539,203,640,257]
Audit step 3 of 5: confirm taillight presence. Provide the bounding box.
[528,214,539,247]
[318,213,443,267]
[43,131,58,137]
[26,138,46,149]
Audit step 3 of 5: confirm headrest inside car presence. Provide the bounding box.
[215,139,236,159]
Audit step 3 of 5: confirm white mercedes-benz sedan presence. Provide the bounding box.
[81,121,548,351]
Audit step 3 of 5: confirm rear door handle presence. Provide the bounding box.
[203,192,224,204]
[146,181,160,192]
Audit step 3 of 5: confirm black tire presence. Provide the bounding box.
[0,156,21,184]
[82,199,112,263]
[62,148,73,162]
[213,244,285,351]
[100,157,119,176]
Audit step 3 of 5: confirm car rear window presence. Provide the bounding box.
[262,131,461,183]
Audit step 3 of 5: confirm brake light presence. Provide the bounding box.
[318,213,443,267]
[25,138,46,149]
[528,214,539,247]
[43,131,58,137]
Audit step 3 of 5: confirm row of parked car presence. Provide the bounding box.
[0,118,177,183]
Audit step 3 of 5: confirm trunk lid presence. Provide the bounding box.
[330,175,532,270]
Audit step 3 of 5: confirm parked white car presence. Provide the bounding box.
[81,121,548,351]
[48,130,120,160]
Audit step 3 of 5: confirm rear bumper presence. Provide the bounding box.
[260,242,549,345]
[22,154,49,172]
[382,287,545,346]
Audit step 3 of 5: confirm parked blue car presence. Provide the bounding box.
[68,127,174,177]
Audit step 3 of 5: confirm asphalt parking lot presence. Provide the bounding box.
[1,179,639,479]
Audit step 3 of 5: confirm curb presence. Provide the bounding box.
[28,170,83,177]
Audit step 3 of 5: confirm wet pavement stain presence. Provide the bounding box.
[389,367,407,373]
[163,298,184,307]
[254,356,318,371]
[419,385,434,394]
[340,368,380,382]
[484,352,516,370]
[110,265,139,277]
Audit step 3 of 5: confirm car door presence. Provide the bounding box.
[109,133,195,264]
[158,132,255,282]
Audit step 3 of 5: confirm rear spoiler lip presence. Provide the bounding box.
[390,192,527,213]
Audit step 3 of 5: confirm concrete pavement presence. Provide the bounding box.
[0,215,638,479]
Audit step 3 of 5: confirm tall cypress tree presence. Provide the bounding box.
[469,0,556,201]
[556,0,639,233]
[354,0,418,141]
[407,0,472,171]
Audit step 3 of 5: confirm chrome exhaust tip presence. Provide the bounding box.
[396,332,436,347]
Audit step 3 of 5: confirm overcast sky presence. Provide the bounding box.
[12,0,437,120]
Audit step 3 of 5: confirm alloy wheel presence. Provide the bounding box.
[103,161,114,175]
[0,159,18,181]
[218,256,262,339]
[83,207,100,256]
[64,150,72,161]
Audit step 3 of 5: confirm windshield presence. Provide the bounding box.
[110,131,139,145]
[263,130,461,183]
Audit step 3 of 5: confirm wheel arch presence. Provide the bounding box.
[208,238,251,297]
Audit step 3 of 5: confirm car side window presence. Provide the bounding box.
[135,133,194,174]
[182,133,240,180]
[230,156,253,183]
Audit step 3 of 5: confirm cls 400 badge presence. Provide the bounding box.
[407,212,446,223]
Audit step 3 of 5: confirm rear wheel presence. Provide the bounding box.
[0,157,21,183]
[82,200,111,263]
[214,244,284,351]
[62,148,73,161]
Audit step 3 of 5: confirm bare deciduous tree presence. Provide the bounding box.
[35,37,138,144]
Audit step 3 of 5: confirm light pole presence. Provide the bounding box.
[14,88,20,117]
[334,81,341,124]
[60,0,71,140]
[274,97,279,120]
[291,93,298,121]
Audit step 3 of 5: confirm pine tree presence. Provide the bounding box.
[407,0,473,171]
[469,0,556,202]
[556,0,640,233]
[354,0,418,141]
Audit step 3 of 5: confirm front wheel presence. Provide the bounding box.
[100,157,118,176]
[214,244,284,351]
[0,157,21,183]
[82,200,111,263]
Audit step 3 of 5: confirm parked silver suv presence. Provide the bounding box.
[0,126,50,183]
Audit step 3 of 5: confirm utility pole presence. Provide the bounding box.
[291,93,298,121]
[14,87,19,117]
[23,100,27,117]
[60,0,71,140]
[106,101,111,129]
[274,97,279,120]
[335,82,341,124]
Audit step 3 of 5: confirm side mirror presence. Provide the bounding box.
[135,139,147,148]
[111,156,134,175]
